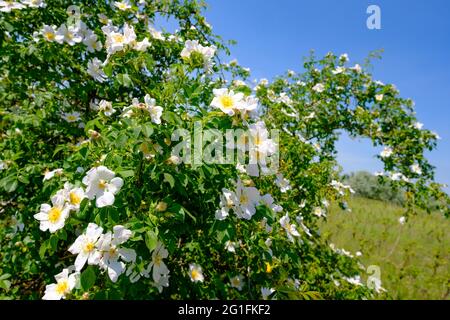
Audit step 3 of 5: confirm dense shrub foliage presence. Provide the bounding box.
[0,0,448,299]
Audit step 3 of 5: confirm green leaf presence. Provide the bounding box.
[0,279,11,291]
[18,175,29,184]
[108,208,119,224]
[80,266,96,291]
[77,198,90,219]
[142,123,154,138]
[145,230,158,252]
[3,21,14,32]
[163,173,175,188]
[103,63,113,77]
[117,73,132,87]
[117,170,134,178]
[52,145,66,158]
[112,154,123,166]
[39,241,48,259]
[1,175,18,193]
[49,235,58,251]
[57,229,67,241]
[79,146,89,160]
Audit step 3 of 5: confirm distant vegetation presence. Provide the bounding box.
[342,171,406,205]
[321,197,450,300]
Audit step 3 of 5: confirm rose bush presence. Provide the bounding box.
[0,0,448,300]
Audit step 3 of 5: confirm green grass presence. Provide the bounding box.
[320,197,450,300]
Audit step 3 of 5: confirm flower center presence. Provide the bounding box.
[191,270,200,280]
[48,207,62,223]
[45,32,55,40]
[239,194,248,205]
[154,254,162,266]
[98,179,107,190]
[232,278,241,287]
[220,96,234,109]
[83,242,95,253]
[112,34,125,44]
[253,134,263,146]
[287,224,294,233]
[69,191,81,205]
[56,280,69,295]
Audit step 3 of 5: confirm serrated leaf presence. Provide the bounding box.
[80,266,96,291]
[145,230,158,251]
[163,173,175,188]
[142,123,153,138]
[117,170,134,178]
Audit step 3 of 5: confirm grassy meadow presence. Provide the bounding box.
[320,197,450,300]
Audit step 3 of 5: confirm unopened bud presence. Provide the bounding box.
[156,201,168,212]
[88,129,101,140]
[166,155,181,165]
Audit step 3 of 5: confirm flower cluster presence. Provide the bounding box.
[34,182,85,233]
[122,94,163,124]
[34,166,123,233]
[211,88,258,119]
[69,223,135,282]
[40,20,102,51]
[43,223,136,300]
[330,180,355,196]
[215,178,282,221]
[102,22,150,55]
[180,39,216,71]
[0,0,45,12]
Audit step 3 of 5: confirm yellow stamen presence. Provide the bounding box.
[239,194,248,205]
[55,280,69,295]
[45,32,55,41]
[112,34,124,43]
[154,254,162,266]
[69,191,81,205]
[191,270,199,280]
[254,135,263,146]
[265,262,273,273]
[220,95,234,109]
[83,242,95,253]
[48,207,62,223]
[98,179,107,190]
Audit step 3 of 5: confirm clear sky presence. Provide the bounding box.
[203,0,450,190]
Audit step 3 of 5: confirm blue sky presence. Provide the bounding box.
[203,0,450,190]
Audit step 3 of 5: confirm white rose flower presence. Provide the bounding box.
[34,195,70,233]
[189,263,204,283]
[279,214,300,242]
[96,225,136,282]
[230,274,244,291]
[312,83,325,93]
[87,58,108,83]
[68,223,104,271]
[82,166,124,207]
[42,268,79,300]
[210,88,244,116]
[41,24,57,42]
